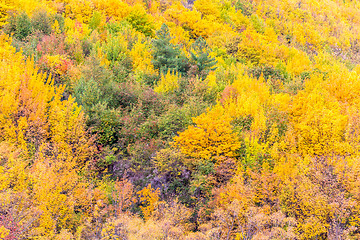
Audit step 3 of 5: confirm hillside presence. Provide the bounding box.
[1,0,360,239]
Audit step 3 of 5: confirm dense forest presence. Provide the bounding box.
[1,0,360,239]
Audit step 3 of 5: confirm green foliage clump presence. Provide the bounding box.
[152,24,189,76]
[5,12,32,40]
[126,9,155,37]
[248,65,288,82]
[190,36,217,79]
[234,0,253,16]
[89,11,102,31]
[73,56,122,147]
[5,10,54,40]
[15,12,32,40]
[31,10,52,35]
[158,105,191,139]
[104,35,127,65]
[53,13,65,33]
[251,14,265,34]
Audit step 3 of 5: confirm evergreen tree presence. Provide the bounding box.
[190,36,217,79]
[152,23,189,76]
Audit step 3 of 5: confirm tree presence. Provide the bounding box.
[152,23,189,76]
[0,35,104,237]
[190,36,217,79]
[137,184,160,220]
[126,4,155,37]
[173,105,241,163]
[0,1,13,27]
[154,70,179,94]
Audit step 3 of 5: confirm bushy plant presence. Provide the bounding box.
[89,11,102,31]
[104,35,128,66]
[53,13,65,33]
[31,10,51,35]
[125,6,155,37]
[11,33,40,58]
[234,0,253,16]
[158,105,191,139]
[0,2,12,27]
[36,33,66,56]
[5,12,32,40]
[251,14,265,34]
[112,58,133,82]
[37,54,73,85]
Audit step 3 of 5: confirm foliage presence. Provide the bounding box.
[31,9,52,35]
[190,36,217,79]
[3,0,360,238]
[174,105,241,162]
[0,1,13,27]
[154,70,179,94]
[5,11,32,40]
[0,34,103,237]
[137,184,160,220]
[125,4,155,37]
[152,23,189,76]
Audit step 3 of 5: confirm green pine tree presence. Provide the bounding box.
[152,23,189,77]
[190,36,217,79]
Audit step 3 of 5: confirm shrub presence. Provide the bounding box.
[125,6,155,37]
[104,35,128,66]
[37,54,73,85]
[158,105,191,139]
[112,58,133,83]
[36,33,66,56]
[5,12,32,40]
[74,77,102,111]
[251,14,265,34]
[89,11,102,31]
[234,0,253,16]
[31,10,51,35]
[0,2,12,27]
[154,71,180,94]
[11,33,40,59]
[152,148,191,200]
[53,13,65,33]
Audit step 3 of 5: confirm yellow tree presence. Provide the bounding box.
[173,105,241,163]
[137,184,160,221]
[154,70,179,94]
[0,34,103,238]
[289,74,348,156]
[0,0,13,27]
